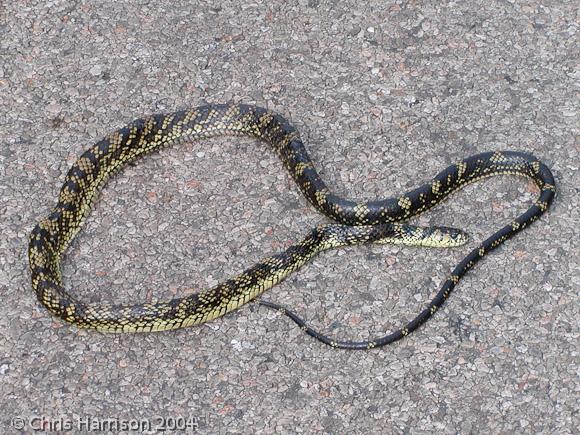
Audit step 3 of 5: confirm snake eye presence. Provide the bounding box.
[453,230,470,245]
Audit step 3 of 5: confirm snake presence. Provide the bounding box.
[28,104,556,349]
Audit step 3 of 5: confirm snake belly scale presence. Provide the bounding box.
[28,104,555,349]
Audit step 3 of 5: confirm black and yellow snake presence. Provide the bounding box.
[28,104,555,349]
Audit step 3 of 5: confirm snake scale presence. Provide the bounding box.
[28,104,555,349]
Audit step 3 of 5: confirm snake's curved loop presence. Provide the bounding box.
[28,104,555,348]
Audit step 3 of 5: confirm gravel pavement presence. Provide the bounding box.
[1,1,578,434]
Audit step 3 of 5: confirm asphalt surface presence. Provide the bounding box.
[1,1,578,434]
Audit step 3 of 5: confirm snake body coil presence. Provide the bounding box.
[28,104,555,349]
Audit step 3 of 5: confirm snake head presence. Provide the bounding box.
[420,226,469,248]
